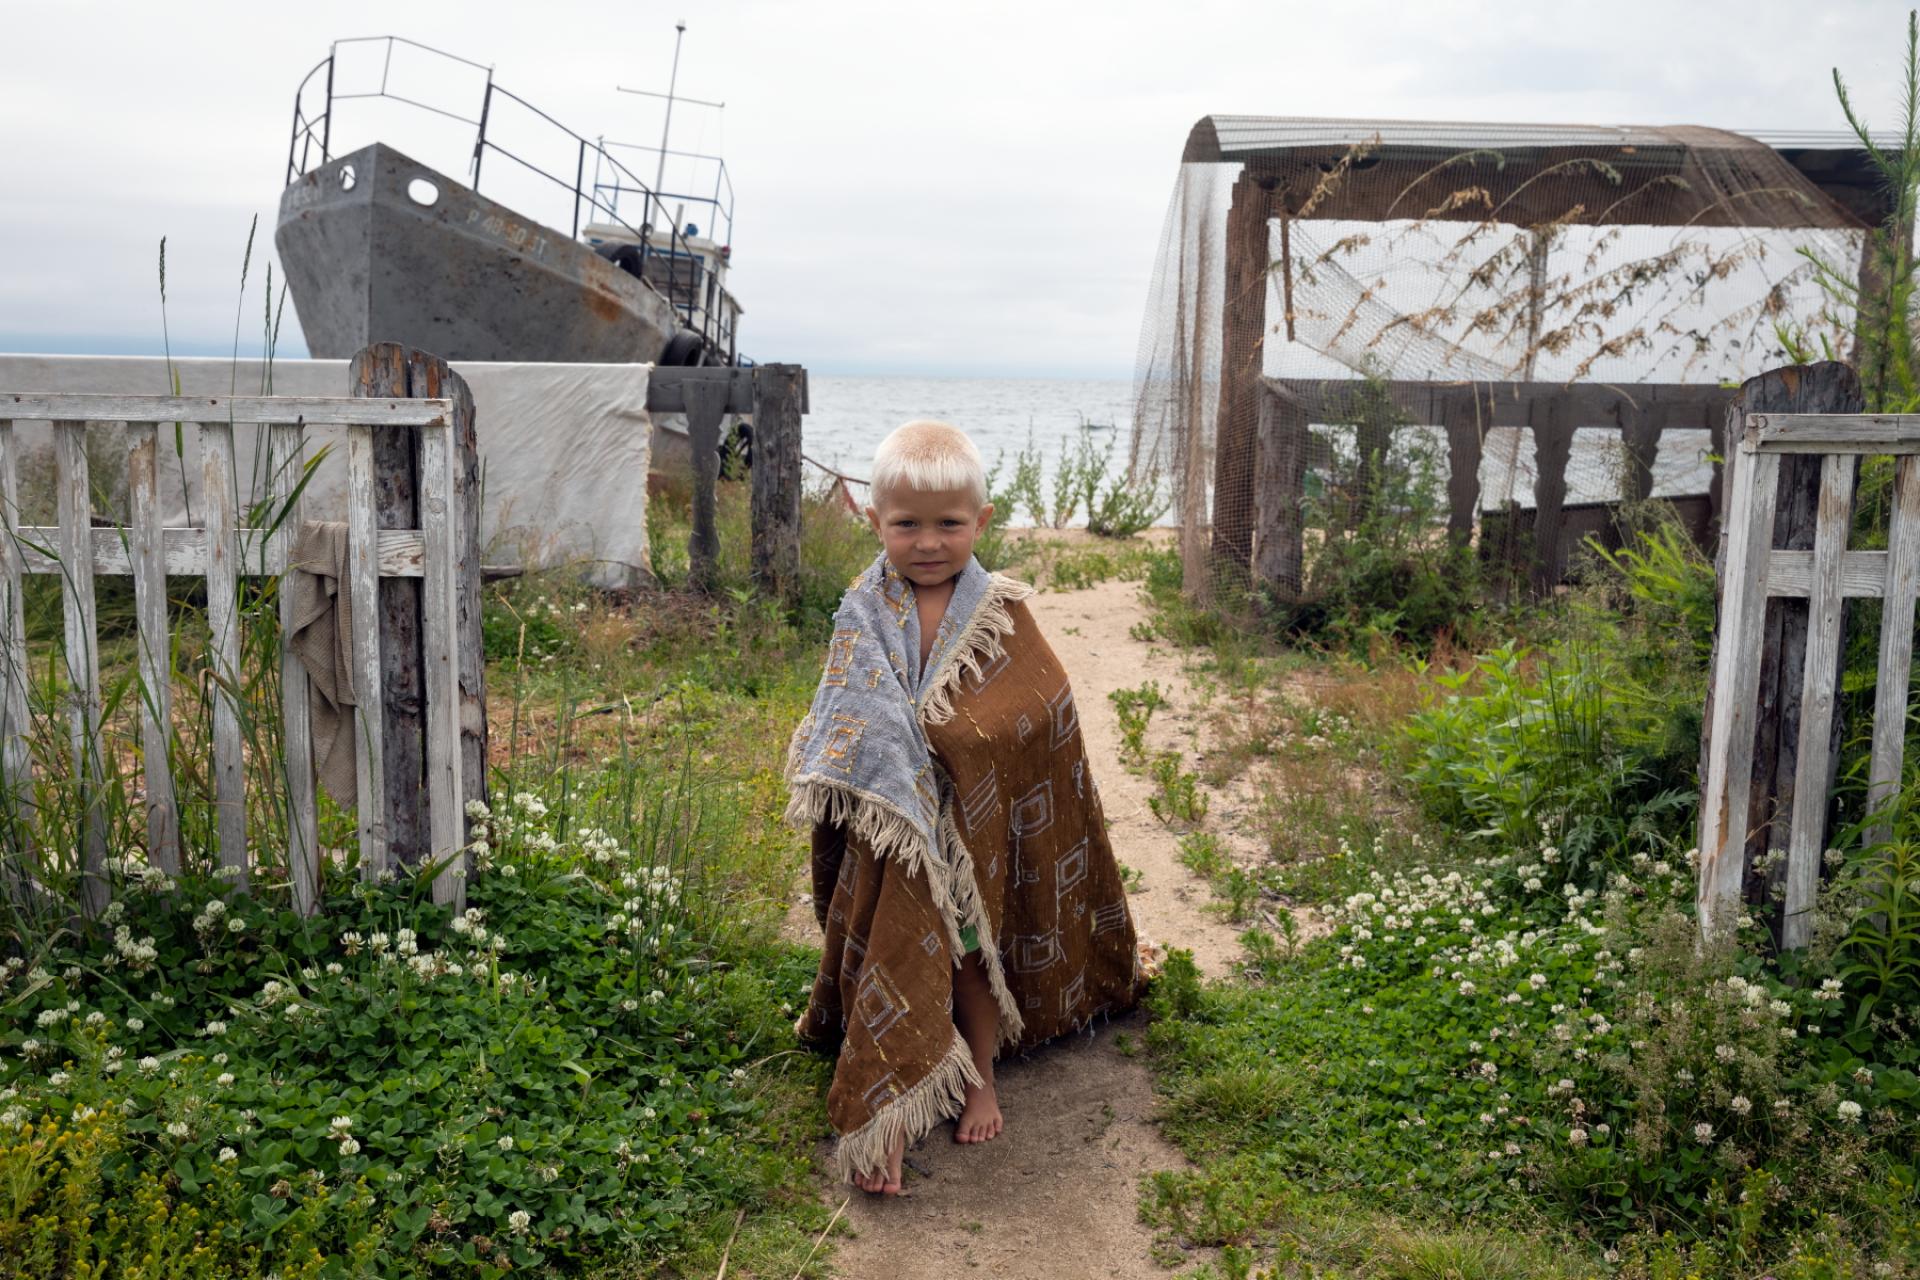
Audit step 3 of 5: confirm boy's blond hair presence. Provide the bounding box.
[870,420,987,509]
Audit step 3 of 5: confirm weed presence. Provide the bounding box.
[1110,680,1168,764]
[1147,751,1208,826]
[1178,831,1230,880]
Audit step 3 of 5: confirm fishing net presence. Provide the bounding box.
[1128,117,1873,609]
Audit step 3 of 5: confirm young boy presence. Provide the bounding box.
[784,421,1143,1197]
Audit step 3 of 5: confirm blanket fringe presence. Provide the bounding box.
[920,573,1035,727]
[783,780,970,958]
[940,793,1026,1048]
[831,1030,983,1182]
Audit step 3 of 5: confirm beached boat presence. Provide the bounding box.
[275,35,744,381]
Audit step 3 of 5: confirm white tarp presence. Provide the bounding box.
[0,354,655,590]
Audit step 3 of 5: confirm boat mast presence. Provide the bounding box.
[655,20,685,204]
[617,20,724,235]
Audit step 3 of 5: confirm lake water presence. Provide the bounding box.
[797,375,1716,526]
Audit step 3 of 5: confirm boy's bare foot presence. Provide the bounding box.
[853,1129,906,1195]
[954,1077,1003,1143]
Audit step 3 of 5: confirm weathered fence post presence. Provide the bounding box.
[750,364,804,604]
[350,343,487,875]
[1253,382,1306,599]
[684,379,731,593]
[1697,362,1862,945]
[1211,170,1275,574]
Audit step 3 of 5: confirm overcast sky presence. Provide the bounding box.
[0,0,1907,378]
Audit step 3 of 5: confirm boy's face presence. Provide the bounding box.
[866,484,994,590]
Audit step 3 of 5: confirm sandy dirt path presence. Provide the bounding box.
[811,573,1250,1280]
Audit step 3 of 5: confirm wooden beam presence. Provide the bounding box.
[1,393,448,427]
[643,367,810,416]
[1748,412,1920,453]
[9,526,431,578]
[1268,377,1734,428]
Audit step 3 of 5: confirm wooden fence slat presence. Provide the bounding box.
[3,393,450,427]
[1781,453,1854,949]
[199,421,247,884]
[127,423,179,874]
[269,422,321,914]
[53,421,107,915]
[0,422,32,825]
[1867,453,1920,845]
[8,526,431,578]
[419,420,464,908]
[1697,444,1781,939]
[346,424,389,875]
[1766,549,1891,598]
[1749,412,1920,453]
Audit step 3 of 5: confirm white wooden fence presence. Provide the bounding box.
[0,392,467,915]
[1698,411,1920,945]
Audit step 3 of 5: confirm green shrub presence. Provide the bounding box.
[0,767,823,1278]
[1402,639,1697,883]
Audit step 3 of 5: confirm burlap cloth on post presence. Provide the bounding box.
[285,521,359,806]
[785,553,1143,1181]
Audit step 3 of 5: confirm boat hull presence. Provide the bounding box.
[275,141,680,363]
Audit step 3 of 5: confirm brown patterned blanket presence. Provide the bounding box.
[784,557,1143,1180]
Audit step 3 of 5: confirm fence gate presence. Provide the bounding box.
[0,393,468,915]
[1698,411,1920,945]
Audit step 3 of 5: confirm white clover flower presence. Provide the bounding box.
[1568,1127,1588,1146]
[166,1121,190,1138]
[1693,1122,1715,1145]
[216,1072,235,1087]
[48,1071,71,1089]
[226,916,246,935]
[218,1146,238,1162]
[1458,981,1476,997]
[1729,1095,1752,1115]
[498,1135,514,1151]
[508,1209,531,1234]
[127,1018,144,1032]
[1852,1067,1874,1087]
[205,1020,228,1037]
[84,1010,105,1027]
[137,1056,160,1074]
[466,799,491,821]
[1528,973,1547,989]
[1837,1100,1863,1123]
[330,1115,354,1133]
[338,1135,362,1156]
